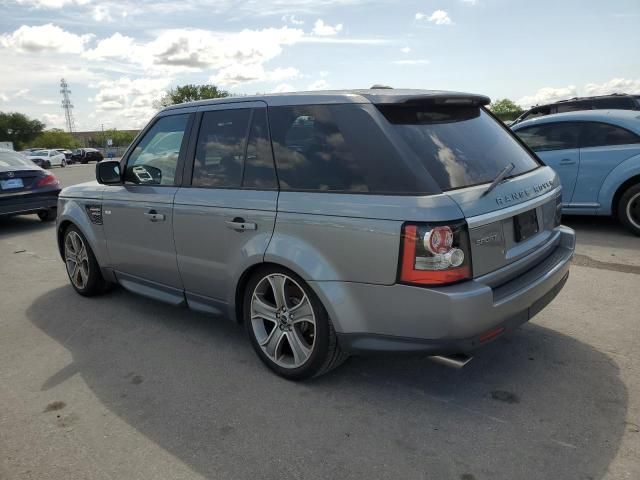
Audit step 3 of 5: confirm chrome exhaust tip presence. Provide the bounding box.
[430,353,473,369]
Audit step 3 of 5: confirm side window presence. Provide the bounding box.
[125,114,189,185]
[556,101,588,113]
[516,123,581,152]
[192,109,251,188]
[243,109,277,189]
[593,97,634,110]
[580,122,640,148]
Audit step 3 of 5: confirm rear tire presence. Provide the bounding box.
[63,225,109,296]
[617,183,640,236]
[244,266,347,380]
[37,208,56,222]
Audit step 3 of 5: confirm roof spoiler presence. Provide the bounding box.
[365,91,491,107]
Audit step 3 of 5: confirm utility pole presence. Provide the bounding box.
[60,79,76,133]
[101,123,106,152]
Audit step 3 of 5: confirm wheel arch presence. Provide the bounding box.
[612,174,640,217]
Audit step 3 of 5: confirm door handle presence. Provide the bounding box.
[225,217,257,231]
[559,158,576,165]
[144,209,165,222]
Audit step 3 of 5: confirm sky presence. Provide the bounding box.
[0,0,639,131]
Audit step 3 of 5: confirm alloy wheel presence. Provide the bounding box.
[65,231,90,290]
[250,273,316,369]
[626,192,640,230]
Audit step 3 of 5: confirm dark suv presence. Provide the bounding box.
[512,93,640,125]
[71,148,104,164]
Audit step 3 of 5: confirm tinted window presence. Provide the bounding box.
[592,97,634,110]
[126,114,189,185]
[380,106,539,190]
[192,109,251,188]
[516,122,581,152]
[580,122,640,148]
[556,101,588,113]
[520,106,552,121]
[269,104,428,193]
[242,109,277,189]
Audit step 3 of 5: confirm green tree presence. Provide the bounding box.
[32,128,81,149]
[154,84,230,108]
[0,112,45,150]
[489,98,524,122]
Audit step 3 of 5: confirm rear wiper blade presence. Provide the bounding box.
[481,162,515,197]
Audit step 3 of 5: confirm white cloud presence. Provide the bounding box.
[210,64,300,87]
[84,33,138,61]
[92,5,113,22]
[516,85,578,108]
[307,79,330,90]
[312,19,343,36]
[319,70,329,77]
[91,77,172,127]
[15,0,89,8]
[584,78,640,96]
[15,88,30,98]
[40,99,58,105]
[272,83,295,93]
[416,10,453,25]
[392,59,430,65]
[282,14,304,25]
[461,0,477,5]
[0,93,8,102]
[41,113,66,129]
[0,24,93,54]
[401,46,411,54]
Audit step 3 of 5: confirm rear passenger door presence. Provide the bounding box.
[573,121,640,204]
[515,122,582,203]
[173,102,278,313]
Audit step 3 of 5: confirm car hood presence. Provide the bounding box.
[60,181,105,199]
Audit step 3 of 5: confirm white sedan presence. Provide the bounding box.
[28,149,67,168]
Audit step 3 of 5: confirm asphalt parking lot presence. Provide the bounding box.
[1,163,639,480]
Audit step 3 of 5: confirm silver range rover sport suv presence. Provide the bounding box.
[56,89,575,379]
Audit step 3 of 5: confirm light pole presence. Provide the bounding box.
[101,124,106,153]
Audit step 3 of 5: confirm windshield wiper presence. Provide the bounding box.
[481,162,515,197]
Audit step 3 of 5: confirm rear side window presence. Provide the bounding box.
[556,101,588,113]
[592,97,635,110]
[268,104,428,194]
[580,122,640,148]
[192,109,251,188]
[515,122,581,152]
[379,106,539,191]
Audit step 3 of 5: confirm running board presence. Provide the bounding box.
[430,353,473,369]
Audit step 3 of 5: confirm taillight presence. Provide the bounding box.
[399,222,472,286]
[36,173,59,188]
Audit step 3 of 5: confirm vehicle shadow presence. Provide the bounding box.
[27,286,628,480]
[0,215,52,238]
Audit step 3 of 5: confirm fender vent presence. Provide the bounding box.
[85,204,103,225]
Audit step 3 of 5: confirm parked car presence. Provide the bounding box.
[71,148,104,164]
[28,149,67,168]
[512,93,640,126]
[56,89,575,379]
[0,149,60,221]
[513,110,640,235]
[55,148,73,161]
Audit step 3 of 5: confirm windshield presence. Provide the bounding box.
[379,105,540,190]
[0,150,36,171]
[30,150,49,156]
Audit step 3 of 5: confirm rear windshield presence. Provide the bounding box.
[379,105,540,190]
[0,150,34,171]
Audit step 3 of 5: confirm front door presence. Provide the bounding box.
[102,113,193,298]
[173,103,278,312]
[515,121,582,203]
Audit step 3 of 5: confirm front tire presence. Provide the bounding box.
[44,160,51,169]
[244,266,347,380]
[63,225,109,296]
[618,184,640,236]
[61,159,66,167]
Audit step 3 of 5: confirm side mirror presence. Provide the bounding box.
[96,160,122,185]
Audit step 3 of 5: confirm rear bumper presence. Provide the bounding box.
[0,190,60,216]
[313,225,575,354]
